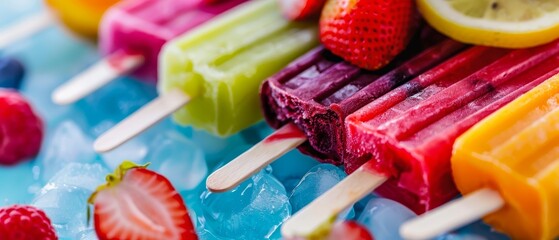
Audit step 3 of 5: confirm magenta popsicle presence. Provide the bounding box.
[100,0,246,82]
[52,0,246,105]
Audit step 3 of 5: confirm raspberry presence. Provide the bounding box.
[0,90,44,165]
[0,205,57,240]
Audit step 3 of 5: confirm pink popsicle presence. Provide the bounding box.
[100,0,247,82]
[52,0,246,105]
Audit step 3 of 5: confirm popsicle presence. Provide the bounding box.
[93,0,319,152]
[44,0,120,39]
[52,0,247,105]
[281,39,559,238]
[207,38,468,192]
[400,73,559,240]
[0,0,119,48]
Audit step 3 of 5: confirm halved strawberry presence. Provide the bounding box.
[279,0,327,21]
[320,0,419,70]
[88,162,198,240]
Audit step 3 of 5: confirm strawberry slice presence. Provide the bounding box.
[279,0,327,21]
[88,162,198,240]
[320,0,419,70]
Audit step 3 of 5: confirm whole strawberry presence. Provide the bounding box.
[0,205,57,240]
[0,90,43,165]
[279,0,327,21]
[320,0,419,70]
[88,162,198,240]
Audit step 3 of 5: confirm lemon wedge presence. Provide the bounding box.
[418,0,559,48]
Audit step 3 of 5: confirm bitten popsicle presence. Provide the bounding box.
[93,0,319,152]
[282,39,559,238]
[207,38,468,192]
[52,0,246,105]
[401,72,559,240]
[0,0,120,48]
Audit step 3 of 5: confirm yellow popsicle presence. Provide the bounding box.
[452,73,559,239]
[44,0,120,39]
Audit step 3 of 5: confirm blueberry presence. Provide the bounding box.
[0,57,25,89]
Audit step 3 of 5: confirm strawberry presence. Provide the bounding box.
[279,0,327,21]
[328,221,374,240]
[320,0,419,70]
[88,162,198,240]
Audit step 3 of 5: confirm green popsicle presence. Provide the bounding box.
[158,0,319,136]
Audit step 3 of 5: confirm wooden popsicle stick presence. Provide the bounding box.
[93,89,190,153]
[400,188,504,240]
[0,11,54,49]
[207,123,307,192]
[281,168,387,239]
[52,50,144,105]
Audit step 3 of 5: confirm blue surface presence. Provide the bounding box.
[0,0,42,29]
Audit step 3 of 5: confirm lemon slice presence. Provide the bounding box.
[418,0,559,48]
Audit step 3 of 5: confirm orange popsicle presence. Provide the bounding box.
[450,73,559,239]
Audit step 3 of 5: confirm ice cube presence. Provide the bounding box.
[444,220,510,240]
[191,129,248,165]
[100,138,147,170]
[147,132,207,192]
[197,229,221,240]
[238,121,274,145]
[74,77,155,125]
[270,149,319,186]
[437,234,488,240]
[35,121,98,182]
[48,163,109,191]
[77,229,98,240]
[201,170,291,239]
[32,183,92,239]
[212,143,254,171]
[358,198,417,240]
[289,164,353,219]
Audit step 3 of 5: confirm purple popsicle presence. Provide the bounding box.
[260,39,466,165]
